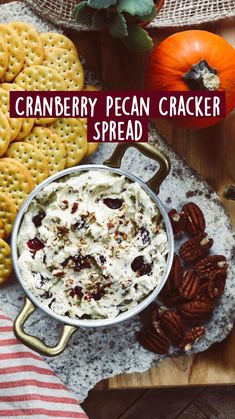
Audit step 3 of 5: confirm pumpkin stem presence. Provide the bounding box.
[183,60,220,91]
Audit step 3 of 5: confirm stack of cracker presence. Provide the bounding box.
[0,22,99,284]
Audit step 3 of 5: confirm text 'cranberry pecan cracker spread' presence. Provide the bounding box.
[17,170,168,320]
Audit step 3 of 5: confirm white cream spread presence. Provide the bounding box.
[17,170,168,320]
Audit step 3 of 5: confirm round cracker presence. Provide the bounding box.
[0,161,29,210]
[0,159,30,194]
[15,65,66,126]
[0,238,12,284]
[0,24,24,81]
[0,33,8,79]
[0,112,11,157]
[6,141,49,186]
[49,118,88,168]
[15,118,35,141]
[1,82,21,91]
[0,88,22,141]
[15,65,67,91]
[1,83,35,140]
[41,32,77,56]
[0,157,35,192]
[0,219,4,239]
[35,117,57,125]
[84,85,99,91]
[9,22,44,67]
[0,192,16,237]
[80,117,87,132]
[43,47,84,91]
[24,126,67,176]
[73,117,99,157]
[86,143,99,157]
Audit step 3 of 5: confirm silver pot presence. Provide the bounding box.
[11,143,174,356]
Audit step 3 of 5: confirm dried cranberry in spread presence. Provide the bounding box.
[17,170,168,319]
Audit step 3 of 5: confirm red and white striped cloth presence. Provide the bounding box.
[0,311,88,418]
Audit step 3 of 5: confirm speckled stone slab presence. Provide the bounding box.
[0,2,235,403]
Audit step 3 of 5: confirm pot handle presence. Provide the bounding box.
[14,297,77,357]
[104,143,170,193]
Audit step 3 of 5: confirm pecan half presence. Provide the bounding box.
[178,300,214,321]
[137,326,170,354]
[180,326,206,350]
[208,270,227,299]
[179,270,200,299]
[140,303,160,327]
[159,310,185,344]
[182,202,206,236]
[195,255,228,279]
[152,307,160,330]
[161,253,182,295]
[162,291,186,307]
[179,233,213,264]
[168,209,186,236]
[194,281,211,302]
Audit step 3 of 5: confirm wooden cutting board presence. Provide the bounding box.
[67,19,235,389]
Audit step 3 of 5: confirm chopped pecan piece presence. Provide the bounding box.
[208,270,227,299]
[178,300,214,321]
[179,233,213,264]
[182,202,205,236]
[137,326,170,354]
[159,310,185,344]
[161,254,182,295]
[179,270,200,299]
[168,209,186,236]
[122,232,127,240]
[54,271,64,278]
[57,225,69,237]
[61,200,69,209]
[180,326,206,350]
[71,202,79,214]
[195,255,228,279]
[107,222,115,229]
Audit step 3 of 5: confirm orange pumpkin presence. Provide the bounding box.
[146,30,235,129]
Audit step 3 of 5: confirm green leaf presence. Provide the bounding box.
[73,2,93,25]
[141,5,157,21]
[92,10,110,29]
[109,13,127,38]
[121,22,153,52]
[72,2,88,19]
[117,0,154,17]
[88,0,116,9]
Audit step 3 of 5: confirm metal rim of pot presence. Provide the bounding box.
[11,143,174,356]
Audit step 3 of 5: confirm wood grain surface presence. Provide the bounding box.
[70,18,235,389]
